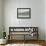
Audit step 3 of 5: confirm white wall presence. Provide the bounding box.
[4,0,45,40]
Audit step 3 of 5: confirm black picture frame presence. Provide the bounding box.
[17,8,31,19]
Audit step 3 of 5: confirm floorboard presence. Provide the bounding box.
[0,40,46,46]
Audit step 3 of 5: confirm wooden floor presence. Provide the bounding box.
[0,40,46,46]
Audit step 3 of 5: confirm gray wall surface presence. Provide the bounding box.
[0,0,3,38]
[45,0,46,40]
[1,0,45,40]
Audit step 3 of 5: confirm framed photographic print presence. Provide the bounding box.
[17,8,31,19]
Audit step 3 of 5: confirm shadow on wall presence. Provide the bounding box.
[0,31,3,39]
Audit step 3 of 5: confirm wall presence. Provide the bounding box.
[45,0,46,40]
[0,0,3,38]
[4,0,45,40]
